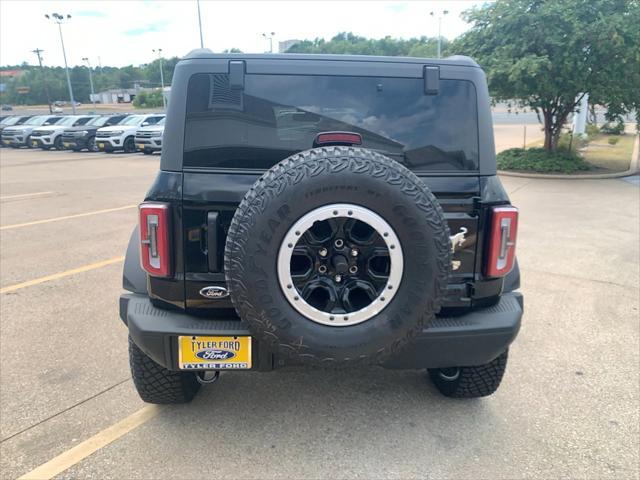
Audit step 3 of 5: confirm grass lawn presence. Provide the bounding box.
[581,134,636,172]
[512,132,637,173]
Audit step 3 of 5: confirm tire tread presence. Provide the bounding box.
[128,336,201,404]
[224,147,451,367]
[429,350,508,398]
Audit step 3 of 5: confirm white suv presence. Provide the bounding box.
[135,118,165,154]
[95,114,165,153]
[30,115,96,150]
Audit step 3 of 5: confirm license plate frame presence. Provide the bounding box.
[178,335,252,370]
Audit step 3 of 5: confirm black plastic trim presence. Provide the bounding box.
[121,292,523,371]
[424,65,440,95]
[122,226,147,295]
[206,212,219,271]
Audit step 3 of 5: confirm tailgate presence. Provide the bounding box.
[182,172,480,313]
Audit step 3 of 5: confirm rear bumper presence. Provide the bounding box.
[120,292,523,371]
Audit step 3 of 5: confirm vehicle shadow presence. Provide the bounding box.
[137,367,504,478]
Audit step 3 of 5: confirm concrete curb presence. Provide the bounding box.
[498,135,639,180]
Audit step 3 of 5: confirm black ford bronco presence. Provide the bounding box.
[119,51,523,404]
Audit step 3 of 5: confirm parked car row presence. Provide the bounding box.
[0,113,165,155]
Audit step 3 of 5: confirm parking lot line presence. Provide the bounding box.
[17,405,160,480]
[0,205,136,230]
[0,191,53,200]
[0,256,124,294]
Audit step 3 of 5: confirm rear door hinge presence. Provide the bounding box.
[229,60,245,89]
[423,65,440,95]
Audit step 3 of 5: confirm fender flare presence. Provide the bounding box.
[123,225,148,294]
[503,258,521,293]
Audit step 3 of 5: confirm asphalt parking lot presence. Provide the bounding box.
[1,147,638,479]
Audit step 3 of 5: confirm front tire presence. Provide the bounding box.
[123,136,136,153]
[128,336,201,404]
[87,136,98,152]
[428,350,509,398]
[54,136,64,150]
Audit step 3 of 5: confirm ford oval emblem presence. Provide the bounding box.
[196,349,236,360]
[199,286,229,299]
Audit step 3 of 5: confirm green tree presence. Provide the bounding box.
[455,0,640,151]
[0,55,181,105]
[132,90,164,108]
[287,32,447,58]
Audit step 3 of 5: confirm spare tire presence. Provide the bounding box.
[224,147,451,366]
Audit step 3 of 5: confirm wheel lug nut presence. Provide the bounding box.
[349,265,358,274]
[350,249,358,257]
[318,265,327,274]
[334,274,342,283]
[318,248,328,257]
[334,239,344,248]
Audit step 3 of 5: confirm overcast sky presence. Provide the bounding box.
[0,0,483,68]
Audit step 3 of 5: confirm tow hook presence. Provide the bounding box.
[196,370,220,385]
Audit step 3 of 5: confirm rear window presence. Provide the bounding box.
[184,73,478,171]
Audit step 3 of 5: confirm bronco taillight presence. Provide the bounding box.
[485,206,518,278]
[139,203,172,277]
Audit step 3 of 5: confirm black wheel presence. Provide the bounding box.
[143,148,153,155]
[25,136,32,148]
[53,136,64,150]
[428,350,509,398]
[87,136,98,152]
[128,336,201,404]
[224,146,451,366]
[123,136,136,153]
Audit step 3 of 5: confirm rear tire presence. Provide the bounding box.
[428,350,508,398]
[54,136,64,150]
[128,336,201,404]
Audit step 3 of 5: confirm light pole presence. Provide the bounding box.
[82,57,96,108]
[262,32,275,53]
[152,49,167,110]
[32,48,52,113]
[196,0,204,48]
[429,10,449,59]
[45,13,76,114]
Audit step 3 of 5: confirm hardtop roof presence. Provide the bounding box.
[181,49,479,68]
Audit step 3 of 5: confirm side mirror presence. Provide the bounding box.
[141,122,149,127]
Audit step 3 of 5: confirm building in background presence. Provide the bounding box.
[91,83,152,104]
[278,39,300,53]
[0,69,25,80]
